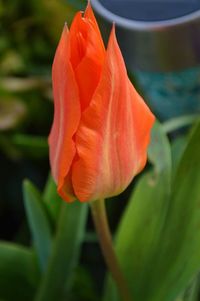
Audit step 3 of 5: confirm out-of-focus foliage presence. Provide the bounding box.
[0,0,86,144]
[0,0,84,76]
[0,0,87,240]
[0,242,40,301]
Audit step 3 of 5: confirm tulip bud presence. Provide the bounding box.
[48,4,155,202]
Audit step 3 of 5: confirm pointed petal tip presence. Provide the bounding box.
[62,22,69,34]
[107,24,118,48]
[111,23,116,33]
[64,22,68,29]
[85,0,92,13]
[85,1,96,21]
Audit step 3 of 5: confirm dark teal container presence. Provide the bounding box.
[91,0,200,120]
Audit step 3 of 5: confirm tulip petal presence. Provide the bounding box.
[72,27,155,202]
[69,8,105,111]
[84,3,105,50]
[48,25,81,201]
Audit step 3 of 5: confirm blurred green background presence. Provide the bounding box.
[0,0,86,240]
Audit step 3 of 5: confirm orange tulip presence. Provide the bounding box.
[48,4,155,202]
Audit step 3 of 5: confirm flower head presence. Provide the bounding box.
[49,4,155,202]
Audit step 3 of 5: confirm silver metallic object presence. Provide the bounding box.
[91,0,200,120]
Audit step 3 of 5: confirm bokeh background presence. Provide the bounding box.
[0,0,85,240]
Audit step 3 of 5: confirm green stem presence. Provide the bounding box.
[90,199,133,301]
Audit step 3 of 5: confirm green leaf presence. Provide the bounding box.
[148,121,172,184]
[181,274,200,301]
[11,134,48,158]
[104,122,172,301]
[23,180,52,272]
[70,266,100,301]
[0,242,39,301]
[43,174,62,223]
[115,172,171,301]
[104,170,171,301]
[162,115,199,134]
[150,120,200,301]
[35,201,88,301]
[105,120,200,301]
[171,135,188,176]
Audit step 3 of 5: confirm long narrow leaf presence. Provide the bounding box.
[104,121,172,301]
[35,201,88,301]
[23,180,52,272]
[106,120,200,301]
